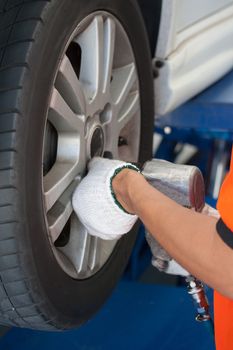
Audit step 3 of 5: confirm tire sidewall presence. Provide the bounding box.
[21,0,154,328]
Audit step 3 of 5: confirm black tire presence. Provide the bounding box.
[0,0,154,330]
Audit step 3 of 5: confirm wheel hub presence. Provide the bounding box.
[89,125,105,158]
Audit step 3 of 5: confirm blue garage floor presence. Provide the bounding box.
[0,281,215,350]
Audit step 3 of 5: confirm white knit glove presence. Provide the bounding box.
[72,157,140,240]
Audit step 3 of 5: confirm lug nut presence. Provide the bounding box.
[118,136,128,146]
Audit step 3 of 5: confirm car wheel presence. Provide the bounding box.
[0,0,154,330]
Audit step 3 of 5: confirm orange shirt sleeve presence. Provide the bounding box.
[214,146,233,350]
[217,147,233,231]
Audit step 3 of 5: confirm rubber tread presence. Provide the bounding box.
[0,0,55,329]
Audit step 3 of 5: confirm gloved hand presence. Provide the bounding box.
[146,203,219,276]
[72,157,140,240]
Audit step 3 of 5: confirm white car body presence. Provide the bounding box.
[154,0,233,115]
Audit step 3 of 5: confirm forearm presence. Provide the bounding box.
[113,170,233,298]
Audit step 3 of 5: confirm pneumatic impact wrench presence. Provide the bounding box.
[141,159,214,333]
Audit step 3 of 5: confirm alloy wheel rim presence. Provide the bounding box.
[42,11,141,279]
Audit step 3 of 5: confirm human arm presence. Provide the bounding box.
[113,169,233,299]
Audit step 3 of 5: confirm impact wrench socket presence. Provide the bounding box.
[141,159,213,325]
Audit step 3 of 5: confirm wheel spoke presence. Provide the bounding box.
[61,217,91,275]
[98,239,117,267]
[56,55,86,114]
[112,144,119,159]
[46,179,79,242]
[88,237,101,271]
[103,18,116,94]
[44,163,80,212]
[60,219,118,276]
[77,233,91,274]
[49,88,85,132]
[118,91,140,131]
[110,63,137,110]
[105,137,119,159]
[48,202,72,243]
[77,16,104,101]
